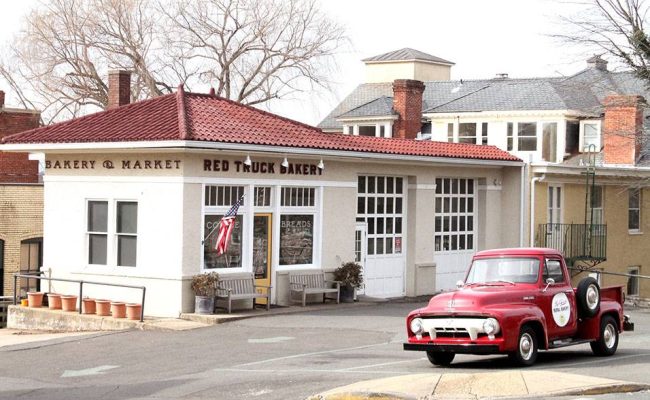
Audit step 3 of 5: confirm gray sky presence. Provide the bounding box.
[0,0,599,126]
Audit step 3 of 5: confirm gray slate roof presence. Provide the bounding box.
[318,67,650,131]
[362,48,454,65]
[337,96,396,119]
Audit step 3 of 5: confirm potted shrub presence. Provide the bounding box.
[191,272,219,314]
[333,262,363,303]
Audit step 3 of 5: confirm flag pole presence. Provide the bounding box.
[201,194,245,245]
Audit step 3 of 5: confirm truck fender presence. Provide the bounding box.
[504,314,548,351]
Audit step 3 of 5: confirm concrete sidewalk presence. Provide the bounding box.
[309,371,650,399]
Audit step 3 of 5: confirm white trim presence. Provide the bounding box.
[579,120,602,153]
[425,109,596,119]
[408,184,437,190]
[336,115,398,123]
[532,164,650,176]
[477,185,502,191]
[364,59,454,67]
[0,140,523,167]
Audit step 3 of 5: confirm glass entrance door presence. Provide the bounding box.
[253,214,272,304]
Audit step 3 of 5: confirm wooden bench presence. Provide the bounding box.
[215,273,271,314]
[289,271,340,307]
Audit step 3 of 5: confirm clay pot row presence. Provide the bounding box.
[25,292,142,320]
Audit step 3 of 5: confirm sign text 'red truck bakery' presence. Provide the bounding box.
[203,159,322,176]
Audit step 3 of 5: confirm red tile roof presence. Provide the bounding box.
[1,87,520,162]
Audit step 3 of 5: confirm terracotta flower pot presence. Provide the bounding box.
[126,303,142,320]
[95,299,111,316]
[61,295,78,312]
[47,293,62,310]
[82,298,96,314]
[27,292,44,308]
[110,302,126,319]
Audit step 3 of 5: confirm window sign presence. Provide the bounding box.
[279,215,313,265]
[204,214,243,269]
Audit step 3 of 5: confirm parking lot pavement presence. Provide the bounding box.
[0,301,648,400]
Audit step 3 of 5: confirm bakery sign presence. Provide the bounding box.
[45,159,182,170]
[203,159,323,176]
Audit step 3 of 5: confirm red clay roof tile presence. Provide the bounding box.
[1,89,520,162]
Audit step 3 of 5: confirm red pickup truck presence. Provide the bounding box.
[404,248,634,366]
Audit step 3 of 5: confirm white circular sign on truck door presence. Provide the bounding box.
[552,292,571,327]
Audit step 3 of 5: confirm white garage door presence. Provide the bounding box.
[357,175,405,297]
[434,178,476,291]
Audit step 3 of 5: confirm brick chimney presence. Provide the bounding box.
[107,70,131,109]
[392,79,425,139]
[603,95,645,165]
[0,89,41,183]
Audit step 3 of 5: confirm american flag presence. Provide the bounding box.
[215,195,244,256]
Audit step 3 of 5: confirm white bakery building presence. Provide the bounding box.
[0,74,524,317]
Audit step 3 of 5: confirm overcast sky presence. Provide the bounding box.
[0,0,601,126]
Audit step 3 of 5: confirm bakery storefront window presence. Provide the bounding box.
[204,214,243,269]
[279,214,313,265]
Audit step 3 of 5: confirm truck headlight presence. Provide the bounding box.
[483,318,500,335]
[410,318,424,335]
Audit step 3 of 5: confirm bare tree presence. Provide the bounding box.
[0,0,346,123]
[558,0,650,84]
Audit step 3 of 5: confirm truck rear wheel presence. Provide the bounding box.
[426,351,455,366]
[576,277,600,318]
[509,326,538,366]
[590,315,619,356]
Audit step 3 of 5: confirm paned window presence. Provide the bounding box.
[205,185,245,207]
[447,123,454,142]
[481,123,488,145]
[507,122,514,151]
[627,266,640,296]
[434,178,475,252]
[116,202,138,267]
[358,125,375,137]
[590,186,604,234]
[88,201,108,265]
[518,122,537,151]
[357,176,404,256]
[281,187,315,207]
[458,123,477,144]
[204,214,243,269]
[254,187,272,207]
[629,189,641,232]
[279,215,314,265]
[582,122,601,152]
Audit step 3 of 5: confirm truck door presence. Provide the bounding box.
[539,257,577,339]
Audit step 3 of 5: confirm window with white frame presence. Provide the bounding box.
[88,201,108,265]
[590,186,605,236]
[506,122,538,151]
[581,121,601,152]
[204,185,245,269]
[434,178,475,252]
[481,122,488,145]
[87,200,138,266]
[629,188,641,232]
[279,187,317,265]
[627,266,640,296]
[507,122,514,151]
[447,123,454,142]
[458,123,477,144]
[116,202,138,267]
[452,122,488,145]
[254,186,272,207]
[358,125,375,137]
[357,176,404,256]
[542,122,558,162]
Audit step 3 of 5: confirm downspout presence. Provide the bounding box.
[519,163,526,247]
[529,174,545,247]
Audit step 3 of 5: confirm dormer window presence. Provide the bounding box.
[341,121,394,138]
[580,120,601,152]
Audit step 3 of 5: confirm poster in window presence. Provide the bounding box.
[204,214,243,269]
[280,215,313,265]
[395,237,402,254]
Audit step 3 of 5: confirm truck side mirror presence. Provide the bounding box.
[543,278,555,292]
[456,280,464,289]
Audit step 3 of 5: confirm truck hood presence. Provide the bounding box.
[425,285,535,313]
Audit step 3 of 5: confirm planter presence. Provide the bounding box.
[27,292,44,308]
[195,295,214,314]
[47,293,62,310]
[110,302,126,319]
[82,298,96,314]
[340,285,355,303]
[126,303,142,320]
[61,295,78,312]
[95,299,111,316]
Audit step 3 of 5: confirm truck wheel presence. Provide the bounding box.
[426,351,455,366]
[576,277,600,318]
[590,315,619,356]
[509,326,538,366]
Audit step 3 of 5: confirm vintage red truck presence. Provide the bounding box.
[404,248,634,366]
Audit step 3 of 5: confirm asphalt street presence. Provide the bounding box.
[0,301,649,400]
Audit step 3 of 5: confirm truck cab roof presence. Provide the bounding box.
[474,247,563,258]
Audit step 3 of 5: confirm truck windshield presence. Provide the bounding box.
[465,257,540,284]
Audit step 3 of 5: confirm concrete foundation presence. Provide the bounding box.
[7,305,143,331]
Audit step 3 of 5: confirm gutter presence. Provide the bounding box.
[529,174,545,246]
[0,140,523,168]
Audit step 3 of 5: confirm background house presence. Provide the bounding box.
[320,48,650,300]
[0,90,42,305]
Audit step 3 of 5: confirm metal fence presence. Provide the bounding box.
[0,296,12,328]
[536,223,607,262]
[13,274,146,322]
